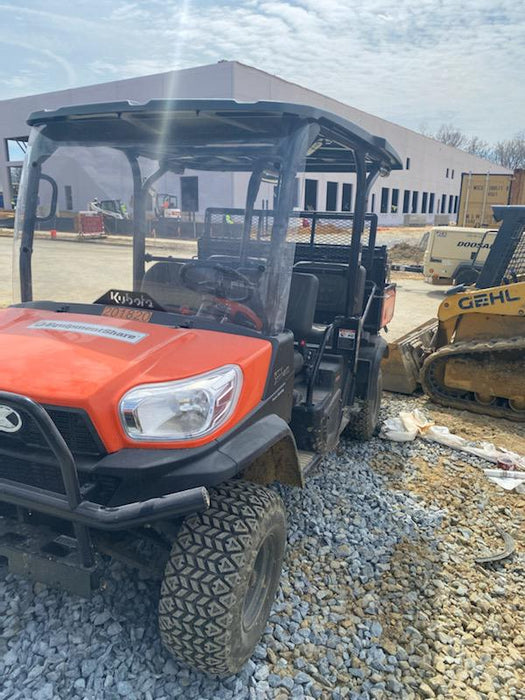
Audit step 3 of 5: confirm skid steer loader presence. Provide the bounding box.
[383,205,525,421]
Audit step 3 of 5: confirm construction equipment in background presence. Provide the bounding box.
[151,192,181,237]
[153,192,181,220]
[383,205,525,422]
[457,170,525,228]
[422,225,497,285]
[88,198,130,234]
[89,198,129,220]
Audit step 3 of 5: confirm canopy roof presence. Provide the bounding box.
[27,99,403,174]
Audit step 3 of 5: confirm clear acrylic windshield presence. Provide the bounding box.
[13,121,306,335]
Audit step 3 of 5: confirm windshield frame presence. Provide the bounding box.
[14,101,402,337]
[14,118,315,336]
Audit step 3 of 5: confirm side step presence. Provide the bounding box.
[297,450,322,480]
[0,517,100,597]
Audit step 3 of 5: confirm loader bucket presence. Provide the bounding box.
[382,319,438,394]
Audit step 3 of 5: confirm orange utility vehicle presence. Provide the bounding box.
[0,100,401,675]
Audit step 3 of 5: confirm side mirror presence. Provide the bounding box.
[36,173,58,222]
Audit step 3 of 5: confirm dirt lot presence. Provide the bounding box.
[374,393,525,699]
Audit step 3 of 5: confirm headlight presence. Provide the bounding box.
[119,365,242,441]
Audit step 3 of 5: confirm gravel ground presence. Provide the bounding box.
[1,393,523,699]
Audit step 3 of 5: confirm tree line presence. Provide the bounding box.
[420,124,525,170]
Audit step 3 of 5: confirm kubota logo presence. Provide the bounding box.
[0,405,23,433]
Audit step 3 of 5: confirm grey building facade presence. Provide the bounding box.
[0,61,510,224]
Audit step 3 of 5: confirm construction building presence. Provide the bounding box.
[0,61,511,225]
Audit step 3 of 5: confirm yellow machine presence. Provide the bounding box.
[383,205,525,422]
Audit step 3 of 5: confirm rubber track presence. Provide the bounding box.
[420,336,525,422]
[158,480,284,675]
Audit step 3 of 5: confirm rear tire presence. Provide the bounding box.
[158,480,286,676]
[344,368,383,441]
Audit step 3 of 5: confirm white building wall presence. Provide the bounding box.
[230,63,511,225]
[0,60,511,224]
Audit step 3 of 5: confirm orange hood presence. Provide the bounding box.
[0,308,272,451]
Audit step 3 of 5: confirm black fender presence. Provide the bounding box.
[355,335,388,401]
[95,414,303,506]
[225,414,303,487]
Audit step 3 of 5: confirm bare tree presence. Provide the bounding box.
[464,136,491,159]
[434,124,467,149]
[422,123,525,167]
[491,132,525,169]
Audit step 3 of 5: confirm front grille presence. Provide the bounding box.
[0,406,103,457]
[0,453,65,492]
[0,403,115,501]
[0,452,119,503]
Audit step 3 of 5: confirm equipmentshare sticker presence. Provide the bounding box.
[28,320,147,344]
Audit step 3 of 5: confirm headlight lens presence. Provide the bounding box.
[119,365,242,441]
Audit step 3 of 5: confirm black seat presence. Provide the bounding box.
[285,272,319,374]
[141,261,202,310]
[285,272,319,339]
[293,261,366,322]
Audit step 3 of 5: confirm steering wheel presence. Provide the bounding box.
[195,298,263,331]
[180,260,254,302]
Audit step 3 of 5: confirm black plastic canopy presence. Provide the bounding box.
[27,99,403,174]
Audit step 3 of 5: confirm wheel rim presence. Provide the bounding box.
[242,532,277,632]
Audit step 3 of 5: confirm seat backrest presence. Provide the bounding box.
[293,261,347,323]
[294,261,367,321]
[285,272,319,338]
[141,261,202,309]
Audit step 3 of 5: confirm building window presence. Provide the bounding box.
[7,166,22,206]
[304,179,318,211]
[370,193,376,213]
[326,181,338,211]
[411,191,419,213]
[454,195,459,213]
[451,169,455,179]
[5,137,28,161]
[391,188,399,213]
[64,185,73,211]
[448,195,454,213]
[446,168,449,178]
[429,193,435,213]
[421,192,428,213]
[342,183,352,212]
[402,190,410,214]
[180,176,199,212]
[380,187,389,213]
[406,157,411,170]
[441,195,447,214]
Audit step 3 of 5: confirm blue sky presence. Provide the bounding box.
[0,0,523,142]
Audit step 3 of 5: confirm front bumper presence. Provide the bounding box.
[0,391,210,531]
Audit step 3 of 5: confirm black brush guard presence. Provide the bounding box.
[0,391,210,570]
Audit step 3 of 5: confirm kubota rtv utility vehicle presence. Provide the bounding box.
[0,100,401,675]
